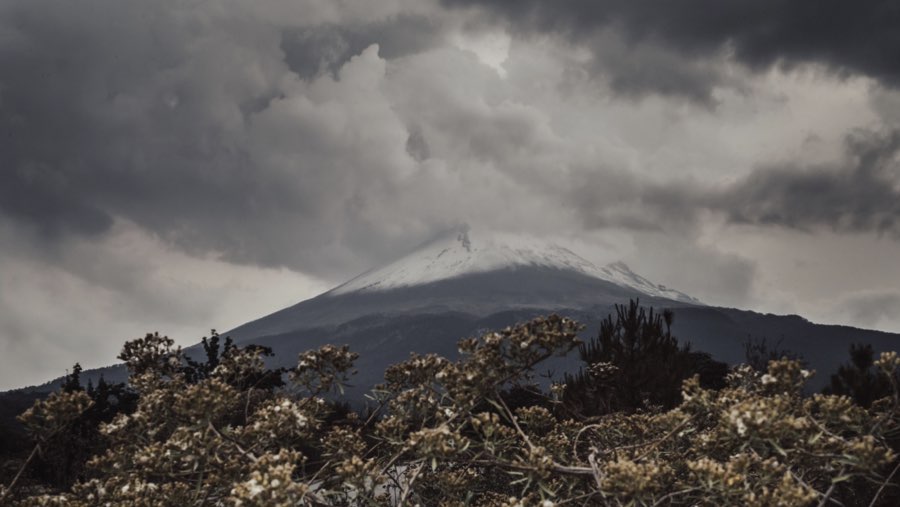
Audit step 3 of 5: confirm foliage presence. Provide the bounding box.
[181,331,286,393]
[743,336,804,373]
[6,363,140,492]
[562,300,728,417]
[3,313,900,506]
[826,343,897,408]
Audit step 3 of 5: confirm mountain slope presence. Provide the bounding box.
[219,228,899,398]
[8,229,900,401]
[235,306,900,400]
[226,229,698,341]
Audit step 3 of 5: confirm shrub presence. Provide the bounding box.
[562,300,728,417]
[3,313,899,506]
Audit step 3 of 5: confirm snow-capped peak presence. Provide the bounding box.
[329,228,698,303]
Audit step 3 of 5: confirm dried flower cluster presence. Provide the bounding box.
[4,314,900,506]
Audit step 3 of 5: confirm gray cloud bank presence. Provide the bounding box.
[444,0,900,102]
[573,129,900,238]
[719,130,900,236]
[2,0,899,281]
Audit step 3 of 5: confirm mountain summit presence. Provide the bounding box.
[226,228,700,342]
[331,227,698,303]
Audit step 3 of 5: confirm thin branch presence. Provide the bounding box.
[634,416,692,462]
[869,460,900,507]
[651,487,698,507]
[208,421,257,463]
[0,443,41,503]
[817,468,846,507]
[788,468,845,507]
[495,394,536,452]
[587,451,604,490]
[397,461,424,507]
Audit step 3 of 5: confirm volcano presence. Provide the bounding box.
[217,228,899,398]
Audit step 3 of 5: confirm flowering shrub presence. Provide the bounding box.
[3,313,900,506]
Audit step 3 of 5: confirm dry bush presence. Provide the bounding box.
[3,315,900,506]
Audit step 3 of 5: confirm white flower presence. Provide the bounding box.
[247,479,265,498]
[728,409,748,436]
[735,419,747,436]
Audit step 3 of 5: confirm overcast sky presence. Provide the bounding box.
[2,0,900,389]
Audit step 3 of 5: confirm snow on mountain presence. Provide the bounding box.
[599,261,699,304]
[330,228,699,304]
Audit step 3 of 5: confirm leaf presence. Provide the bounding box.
[832,474,853,483]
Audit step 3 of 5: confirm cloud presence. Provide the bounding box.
[717,129,900,237]
[0,216,329,389]
[280,14,447,79]
[0,0,449,279]
[834,290,900,332]
[442,0,900,101]
[565,126,900,240]
[3,0,897,285]
[627,232,759,309]
[0,0,286,238]
[0,0,589,281]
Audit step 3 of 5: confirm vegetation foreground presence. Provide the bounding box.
[2,302,900,506]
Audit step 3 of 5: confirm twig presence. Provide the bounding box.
[470,458,594,477]
[208,421,257,463]
[788,468,845,507]
[817,468,845,507]
[651,487,698,507]
[495,394,536,452]
[587,451,604,490]
[397,462,424,506]
[869,460,900,507]
[0,443,41,502]
[554,490,602,505]
[494,393,598,477]
[573,423,604,461]
[634,416,691,461]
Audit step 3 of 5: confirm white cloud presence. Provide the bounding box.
[0,219,328,389]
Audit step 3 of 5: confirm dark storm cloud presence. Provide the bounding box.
[719,129,900,236]
[281,15,445,79]
[444,0,900,100]
[0,1,438,278]
[0,0,281,241]
[569,128,900,238]
[2,0,900,287]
